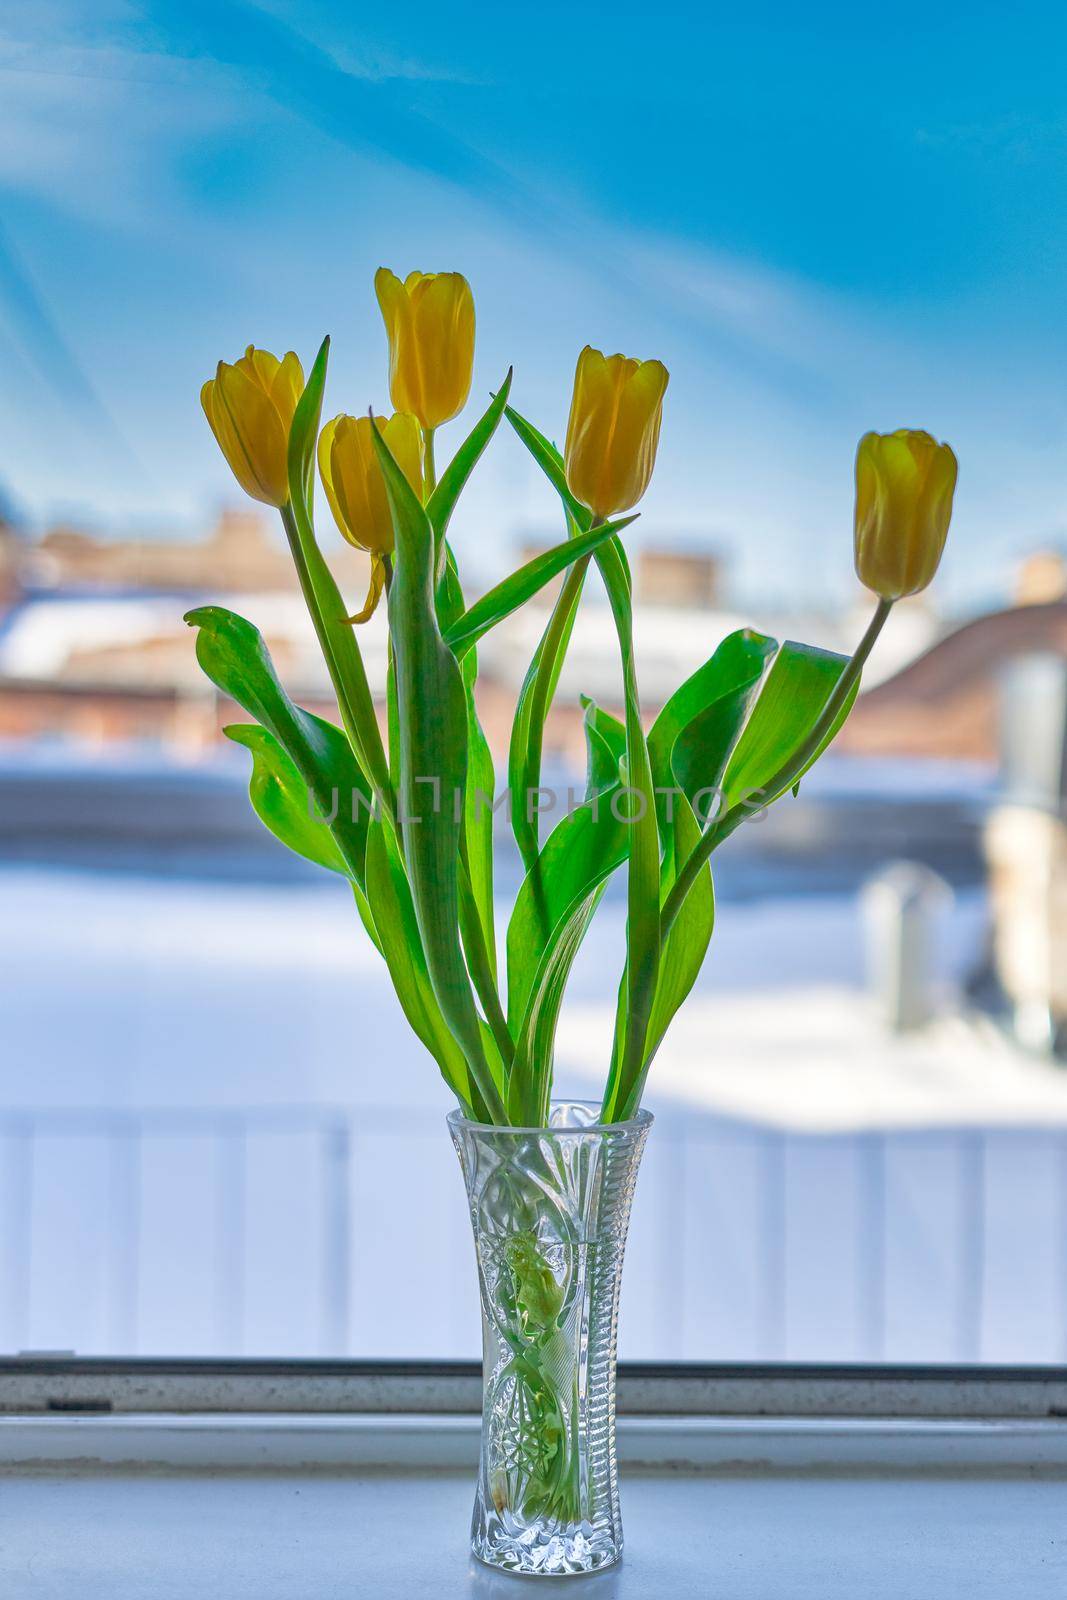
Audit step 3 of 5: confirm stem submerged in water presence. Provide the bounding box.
[488,1228,583,1522]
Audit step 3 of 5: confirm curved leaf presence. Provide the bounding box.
[507,786,628,1036]
[617,793,714,1121]
[505,406,590,531]
[462,661,498,983]
[443,513,635,660]
[184,604,372,885]
[437,548,498,981]
[509,545,588,875]
[509,882,608,1126]
[224,723,350,878]
[593,537,661,1122]
[428,371,513,556]
[501,406,595,876]
[721,639,857,816]
[372,422,505,1123]
[506,786,629,1123]
[364,819,475,1112]
[279,336,393,812]
[287,334,328,511]
[435,542,467,632]
[503,403,661,1119]
[580,695,626,799]
[648,628,775,824]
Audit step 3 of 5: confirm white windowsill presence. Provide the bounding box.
[3,1411,1067,1473]
[2,1414,1065,1599]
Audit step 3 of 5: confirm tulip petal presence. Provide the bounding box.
[239,346,280,392]
[270,352,305,431]
[317,414,344,534]
[345,553,387,624]
[381,411,426,501]
[318,412,409,555]
[854,429,957,599]
[375,267,406,325]
[205,360,290,506]
[375,267,475,429]
[565,346,668,520]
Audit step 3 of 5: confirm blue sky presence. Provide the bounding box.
[1,0,1066,607]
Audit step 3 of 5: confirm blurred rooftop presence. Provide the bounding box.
[0,510,1063,767]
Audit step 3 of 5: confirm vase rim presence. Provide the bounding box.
[447,1098,653,1137]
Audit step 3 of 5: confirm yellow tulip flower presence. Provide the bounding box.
[317,412,425,622]
[854,429,958,600]
[201,346,304,508]
[564,346,669,522]
[374,268,475,431]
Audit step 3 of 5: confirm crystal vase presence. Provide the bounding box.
[449,1099,652,1577]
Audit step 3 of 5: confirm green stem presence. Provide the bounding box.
[515,552,592,952]
[528,555,590,847]
[423,427,437,495]
[424,428,450,591]
[280,501,395,826]
[458,852,514,1086]
[661,597,893,942]
[596,536,660,1124]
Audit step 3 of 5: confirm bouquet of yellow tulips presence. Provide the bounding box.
[189,269,957,1129]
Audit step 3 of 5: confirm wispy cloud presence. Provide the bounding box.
[327,42,487,87]
[0,217,138,469]
[915,113,1067,163]
[141,0,507,202]
[0,39,241,230]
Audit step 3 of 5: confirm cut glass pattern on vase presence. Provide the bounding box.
[449,1100,652,1577]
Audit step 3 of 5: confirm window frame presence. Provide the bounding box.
[2,1356,1066,1419]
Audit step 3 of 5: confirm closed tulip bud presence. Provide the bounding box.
[564,346,669,522]
[374,268,475,430]
[854,429,958,601]
[201,346,304,507]
[317,412,424,622]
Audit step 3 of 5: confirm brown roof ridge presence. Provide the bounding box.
[862,601,1067,708]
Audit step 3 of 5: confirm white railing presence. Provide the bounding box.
[2,1107,1066,1363]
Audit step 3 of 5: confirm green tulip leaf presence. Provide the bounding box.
[287,334,329,512]
[372,420,505,1123]
[502,404,661,1120]
[224,722,350,878]
[505,406,591,531]
[502,403,596,877]
[461,649,498,985]
[648,628,776,831]
[435,546,504,1038]
[443,513,636,660]
[184,604,372,885]
[278,335,393,810]
[619,793,715,1120]
[434,546,496,977]
[591,536,662,1122]
[508,528,589,875]
[721,639,858,818]
[506,783,630,1123]
[364,818,474,1111]
[428,371,513,552]
[507,785,629,1035]
[580,695,626,799]
[508,880,609,1126]
[435,542,467,632]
